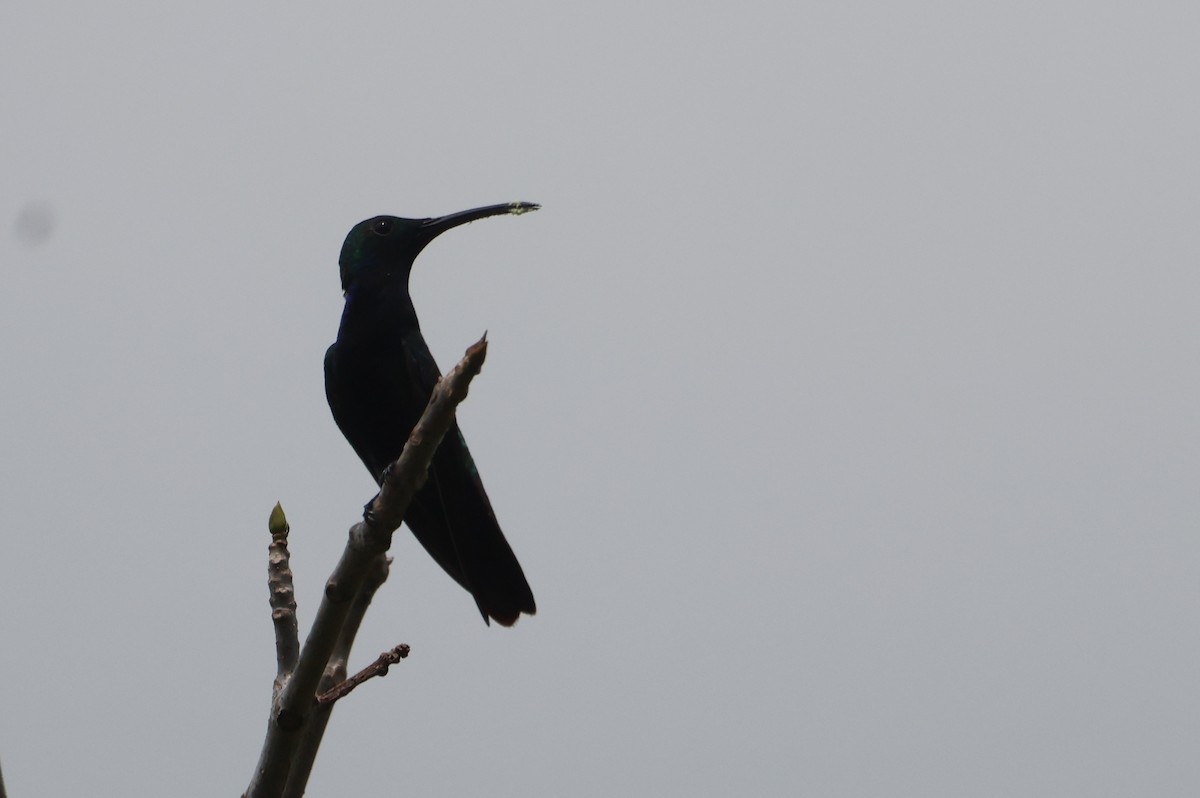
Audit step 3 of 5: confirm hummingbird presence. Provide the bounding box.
[324,202,538,626]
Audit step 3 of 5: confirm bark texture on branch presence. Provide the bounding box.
[267,502,299,692]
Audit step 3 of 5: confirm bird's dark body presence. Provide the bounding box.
[324,204,537,626]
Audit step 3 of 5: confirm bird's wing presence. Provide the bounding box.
[399,332,534,623]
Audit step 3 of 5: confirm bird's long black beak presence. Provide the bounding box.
[418,201,540,248]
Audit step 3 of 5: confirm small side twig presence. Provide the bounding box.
[317,644,411,706]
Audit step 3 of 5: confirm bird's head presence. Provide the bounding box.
[338,202,540,294]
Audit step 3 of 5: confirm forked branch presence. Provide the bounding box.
[244,336,489,798]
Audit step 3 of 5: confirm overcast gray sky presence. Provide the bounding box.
[2,1,1197,795]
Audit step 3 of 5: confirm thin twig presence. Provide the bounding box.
[316,644,410,706]
[245,336,489,798]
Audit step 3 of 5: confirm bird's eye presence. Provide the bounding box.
[371,218,394,236]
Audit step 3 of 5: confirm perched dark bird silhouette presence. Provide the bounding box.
[325,202,539,626]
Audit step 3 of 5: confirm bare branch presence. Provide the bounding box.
[245,336,489,798]
[267,502,299,692]
[281,554,391,798]
[316,644,411,707]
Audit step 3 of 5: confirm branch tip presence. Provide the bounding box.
[269,502,289,538]
[467,336,488,364]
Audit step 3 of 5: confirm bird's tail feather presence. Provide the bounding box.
[403,449,536,626]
